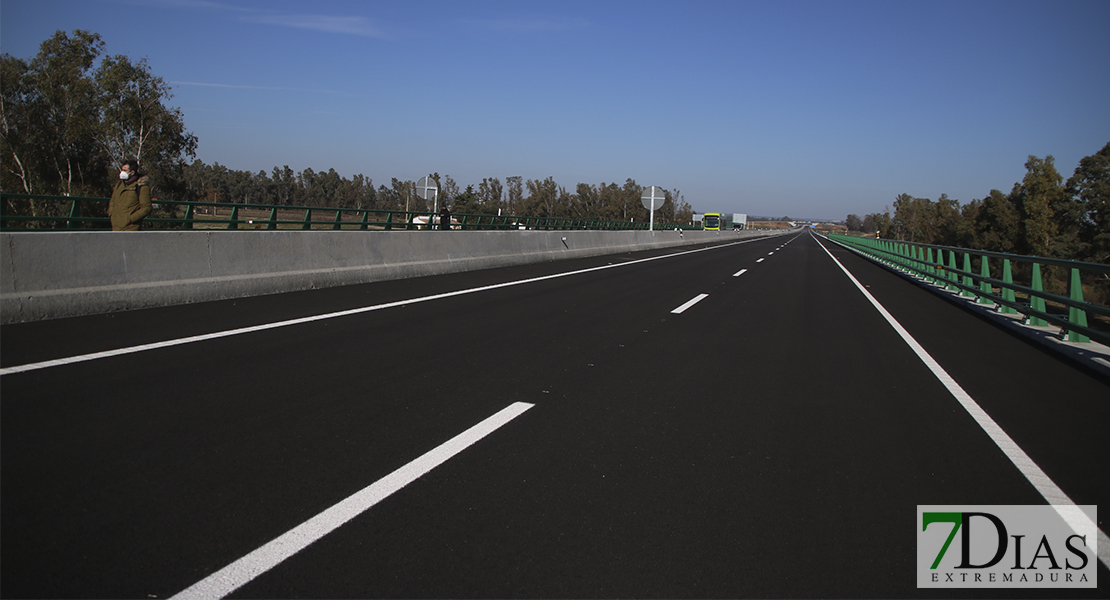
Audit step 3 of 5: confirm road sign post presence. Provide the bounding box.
[640,185,665,235]
[416,176,438,229]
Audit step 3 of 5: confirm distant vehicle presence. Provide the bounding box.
[411,215,460,230]
[732,213,747,230]
[703,212,722,231]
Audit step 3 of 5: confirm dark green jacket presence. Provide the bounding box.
[109,174,152,231]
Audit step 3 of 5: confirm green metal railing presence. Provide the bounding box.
[828,233,1110,346]
[1,193,695,232]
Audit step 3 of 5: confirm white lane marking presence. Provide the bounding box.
[671,294,709,314]
[756,258,765,263]
[733,269,748,277]
[2,239,769,376]
[170,401,534,600]
[813,236,1109,569]
[768,252,774,255]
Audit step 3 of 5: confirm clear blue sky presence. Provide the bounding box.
[3,0,1108,219]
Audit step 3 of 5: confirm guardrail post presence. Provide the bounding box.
[978,256,992,304]
[1064,267,1090,343]
[66,199,81,229]
[228,205,239,230]
[268,207,278,230]
[332,210,342,230]
[946,250,959,291]
[183,204,195,229]
[961,252,975,297]
[302,209,312,230]
[999,259,1017,314]
[926,247,936,283]
[1026,262,1048,326]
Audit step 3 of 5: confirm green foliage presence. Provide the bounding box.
[1014,155,1065,257]
[860,211,891,237]
[1067,142,1110,264]
[856,144,1109,265]
[1,30,196,197]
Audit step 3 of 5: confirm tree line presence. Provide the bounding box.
[180,161,695,224]
[2,30,694,225]
[846,144,1110,265]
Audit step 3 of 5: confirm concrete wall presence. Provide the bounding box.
[1,228,782,323]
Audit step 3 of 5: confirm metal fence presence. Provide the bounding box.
[1,193,696,232]
[828,233,1110,346]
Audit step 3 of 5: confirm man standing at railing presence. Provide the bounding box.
[108,160,152,231]
[439,203,451,231]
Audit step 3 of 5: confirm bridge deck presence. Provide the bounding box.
[2,231,1106,598]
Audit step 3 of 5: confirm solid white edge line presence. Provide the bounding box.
[170,401,535,600]
[672,293,709,314]
[2,237,778,376]
[812,233,1108,569]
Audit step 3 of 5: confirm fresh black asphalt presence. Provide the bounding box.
[2,230,1106,598]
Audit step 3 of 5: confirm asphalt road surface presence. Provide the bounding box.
[2,230,1107,598]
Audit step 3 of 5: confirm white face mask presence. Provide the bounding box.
[120,170,131,180]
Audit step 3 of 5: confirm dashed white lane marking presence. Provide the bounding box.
[733,269,748,277]
[813,235,1109,570]
[170,401,535,600]
[756,258,765,263]
[671,294,709,314]
[1,238,776,376]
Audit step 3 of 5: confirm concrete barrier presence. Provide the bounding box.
[1,228,784,323]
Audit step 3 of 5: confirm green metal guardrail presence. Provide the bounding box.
[1,193,697,232]
[828,233,1110,346]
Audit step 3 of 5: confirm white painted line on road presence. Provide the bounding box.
[733,269,748,277]
[756,258,765,263]
[672,294,709,314]
[170,401,534,600]
[1,238,772,376]
[768,252,774,255]
[813,235,1110,570]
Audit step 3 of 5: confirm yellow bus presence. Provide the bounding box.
[703,212,722,231]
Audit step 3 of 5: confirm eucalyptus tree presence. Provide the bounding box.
[1068,142,1110,264]
[0,29,196,198]
[94,53,196,189]
[1014,155,1065,257]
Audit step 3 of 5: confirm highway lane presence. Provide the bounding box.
[1,230,1106,598]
